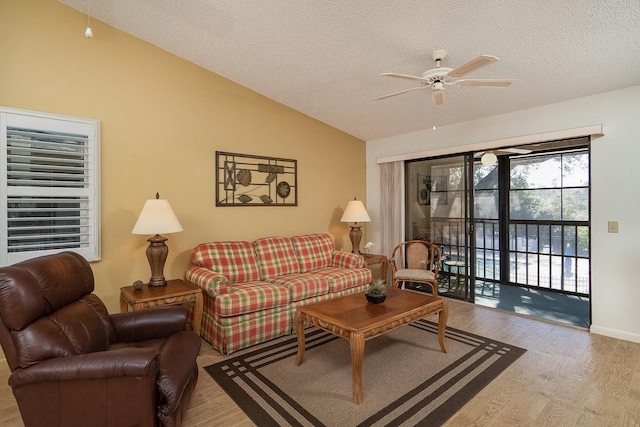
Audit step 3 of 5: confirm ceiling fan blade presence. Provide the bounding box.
[456,79,517,87]
[503,147,532,154]
[447,55,499,78]
[375,86,429,100]
[381,73,429,82]
[475,147,532,158]
[432,89,444,106]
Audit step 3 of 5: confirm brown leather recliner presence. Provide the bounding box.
[0,251,201,427]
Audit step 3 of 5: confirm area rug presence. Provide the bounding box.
[205,319,525,426]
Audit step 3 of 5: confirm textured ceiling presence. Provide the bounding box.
[59,1,640,141]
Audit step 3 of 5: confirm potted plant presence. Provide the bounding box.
[365,279,387,304]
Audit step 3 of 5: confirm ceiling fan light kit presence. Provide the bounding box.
[476,147,533,166]
[376,49,516,106]
[481,151,498,166]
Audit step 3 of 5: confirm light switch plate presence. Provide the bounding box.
[608,221,619,233]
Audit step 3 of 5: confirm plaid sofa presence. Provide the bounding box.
[184,233,372,354]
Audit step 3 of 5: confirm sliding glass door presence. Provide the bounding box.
[405,155,473,301]
[404,139,591,323]
[506,149,590,294]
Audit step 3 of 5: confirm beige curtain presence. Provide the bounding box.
[380,161,403,282]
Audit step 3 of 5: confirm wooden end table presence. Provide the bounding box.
[362,253,389,283]
[120,279,203,335]
[294,287,447,404]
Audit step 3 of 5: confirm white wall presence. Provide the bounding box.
[366,85,640,342]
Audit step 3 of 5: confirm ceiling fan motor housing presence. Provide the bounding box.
[420,68,453,84]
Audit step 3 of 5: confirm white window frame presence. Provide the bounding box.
[0,107,100,266]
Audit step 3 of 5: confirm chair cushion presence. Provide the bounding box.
[0,251,94,330]
[190,241,260,283]
[395,268,436,282]
[253,236,300,279]
[0,252,115,369]
[291,233,334,272]
[12,294,114,369]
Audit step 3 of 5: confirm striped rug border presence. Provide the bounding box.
[205,320,526,427]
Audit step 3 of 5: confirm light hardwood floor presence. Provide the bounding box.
[1,298,639,426]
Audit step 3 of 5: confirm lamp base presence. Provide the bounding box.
[145,234,169,287]
[349,225,363,255]
[147,280,167,287]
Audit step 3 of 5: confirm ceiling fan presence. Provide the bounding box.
[376,49,516,105]
[475,147,532,166]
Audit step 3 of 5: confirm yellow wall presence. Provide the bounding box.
[0,0,367,312]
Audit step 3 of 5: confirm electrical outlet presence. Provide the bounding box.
[608,221,619,233]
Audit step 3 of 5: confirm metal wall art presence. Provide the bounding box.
[417,173,448,206]
[216,151,297,206]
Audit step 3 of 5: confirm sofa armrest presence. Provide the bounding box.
[331,250,366,269]
[185,264,229,296]
[9,347,159,388]
[110,306,188,343]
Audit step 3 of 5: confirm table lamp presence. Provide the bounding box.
[132,193,183,287]
[340,197,371,255]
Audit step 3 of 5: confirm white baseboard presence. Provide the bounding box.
[590,325,640,343]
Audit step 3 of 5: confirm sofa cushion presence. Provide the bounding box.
[291,233,334,273]
[312,267,372,293]
[265,273,330,301]
[190,242,260,283]
[215,282,290,317]
[253,236,300,279]
[211,307,291,355]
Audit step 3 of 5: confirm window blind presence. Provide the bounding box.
[1,108,100,266]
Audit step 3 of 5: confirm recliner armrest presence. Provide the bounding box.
[156,330,202,414]
[111,306,189,343]
[9,346,159,388]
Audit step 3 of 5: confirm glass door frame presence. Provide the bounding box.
[405,153,474,302]
[404,141,591,324]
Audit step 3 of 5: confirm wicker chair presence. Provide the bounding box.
[390,240,441,295]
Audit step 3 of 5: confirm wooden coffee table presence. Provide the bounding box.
[294,287,448,404]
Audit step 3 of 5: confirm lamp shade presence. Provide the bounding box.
[132,198,183,235]
[411,201,426,219]
[340,200,371,223]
